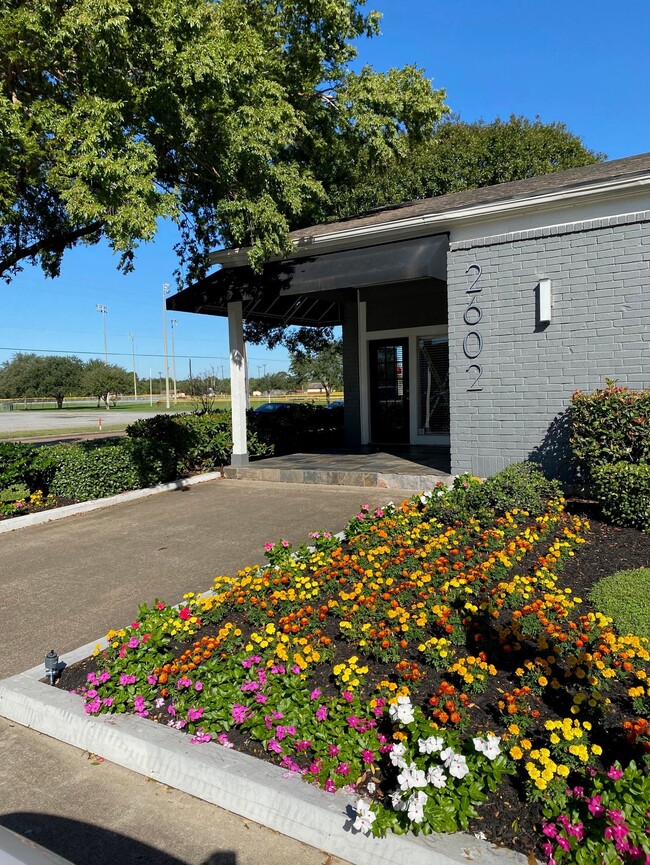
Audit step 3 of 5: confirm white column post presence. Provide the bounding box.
[228,300,249,465]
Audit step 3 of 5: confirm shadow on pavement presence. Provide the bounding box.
[0,814,237,865]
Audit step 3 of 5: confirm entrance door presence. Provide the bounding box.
[369,338,409,443]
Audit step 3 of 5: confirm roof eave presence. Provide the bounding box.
[208,173,650,269]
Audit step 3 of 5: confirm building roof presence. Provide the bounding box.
[210,151,650,267]
[169,151,650,325]
[291,151,650,241]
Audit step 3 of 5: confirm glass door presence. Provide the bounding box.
[369,338,409,443]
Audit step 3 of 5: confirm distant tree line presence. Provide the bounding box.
[0,353,132,409]
[0,341,344,409]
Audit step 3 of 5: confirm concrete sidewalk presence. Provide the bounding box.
[0,478,415,865]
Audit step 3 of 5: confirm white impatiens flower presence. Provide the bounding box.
[418,735,445,754]
[353,799,376,834]
[389,695,415,725]
[397,762,428,791]
[473,734,502,760]
[407,790,428,823]
[389,741,408,768]
[441,747,469,779]
[390,790,408,812]
[426,765,447,788]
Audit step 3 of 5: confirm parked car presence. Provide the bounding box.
[252,402,299,413]
[326,400,344,409]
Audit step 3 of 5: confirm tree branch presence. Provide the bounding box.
[0,220,105,277]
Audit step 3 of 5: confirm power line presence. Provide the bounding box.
[0,345,288,364]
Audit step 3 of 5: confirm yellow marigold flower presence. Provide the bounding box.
[510,746,523,760]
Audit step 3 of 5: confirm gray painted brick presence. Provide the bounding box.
[448,217,650,477]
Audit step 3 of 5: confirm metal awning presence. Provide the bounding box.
[167,234,448,326]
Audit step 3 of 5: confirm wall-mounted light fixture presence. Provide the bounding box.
[537,279,552,325]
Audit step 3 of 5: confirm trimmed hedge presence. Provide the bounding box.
[569,382,650,470]
[126,410,269,473]
[591,462,650,532]
[47,438,176,502]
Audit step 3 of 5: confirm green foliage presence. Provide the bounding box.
[591,462,650,532]
[481,461,563,516]
[0,0,447,282]
[127,410,269,472]
[0,482,29,503]
[589,568,650,640]
[569,382,650,471]
[289,340,343,402]
[83,360,133,406]
[0,353,84,407]
[126,413,200,467]
[0,440,56,492]
[416,463,561,528]
[325,114,603,219]
[48,438,175,501]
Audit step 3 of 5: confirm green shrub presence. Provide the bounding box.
[589,568,650,639]
[569,382,650,470]
[482,461,563,516]
[423,463,561,526]
[48,438,175,502]
[0,441,56,492]
[591,462,650,532]
[128,410,269,472]
[125,413,199,466]
[0,482,29,503]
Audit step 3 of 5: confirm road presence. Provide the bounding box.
[0,409,176,437]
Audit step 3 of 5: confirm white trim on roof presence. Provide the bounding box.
[208,173,650,268]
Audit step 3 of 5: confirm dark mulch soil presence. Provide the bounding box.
[51,505,650,859]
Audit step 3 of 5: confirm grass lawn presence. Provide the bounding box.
[57,475,650,864]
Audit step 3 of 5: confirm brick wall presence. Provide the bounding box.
[447,212,650,478]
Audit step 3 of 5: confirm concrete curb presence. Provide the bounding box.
[0,644,529,865]
[0,472,223,535]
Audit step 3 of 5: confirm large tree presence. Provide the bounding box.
[324,114,605,219]
[0,0,447,282]
[0,352,84,407]
[83,360,132,408]
[290,339,343,404]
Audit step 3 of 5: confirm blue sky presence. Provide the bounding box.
[2,0,648,381]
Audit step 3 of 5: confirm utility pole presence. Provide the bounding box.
[170,319,178,401]
[149,368,153,406]
[161,284,171,409]
[96,304,108,363]
[128,333,138,399]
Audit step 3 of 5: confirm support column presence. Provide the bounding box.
[228,300,249,466]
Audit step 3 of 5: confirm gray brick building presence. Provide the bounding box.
[170,153,650,479]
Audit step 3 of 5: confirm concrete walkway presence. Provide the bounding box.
[0,478,415,865]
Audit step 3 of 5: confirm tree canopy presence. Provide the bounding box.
[324,114,604,219]
[0,352,84,407]
[0,0,448,282]
[289,339,343,403]
[83,360,133,408]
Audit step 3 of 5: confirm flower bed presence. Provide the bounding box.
[60,474,650,863]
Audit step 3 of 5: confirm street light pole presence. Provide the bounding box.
[161,284,171,410]
[170,319,178,401]
[128,333,138,399]
[96,304,108,363]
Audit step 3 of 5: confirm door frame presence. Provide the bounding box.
[358,300,449,445]
[368,336,410,444]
